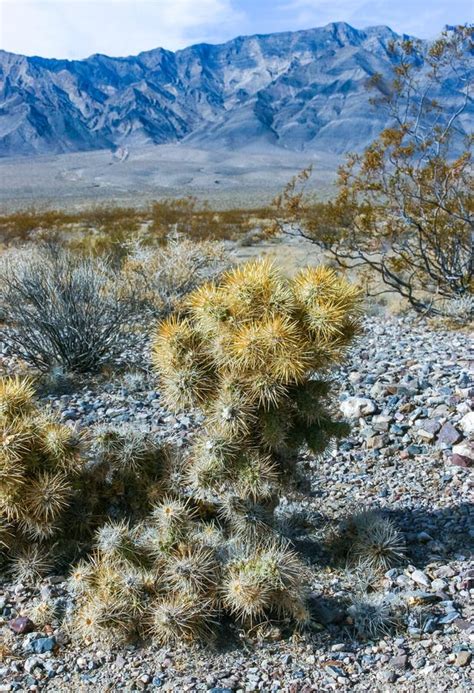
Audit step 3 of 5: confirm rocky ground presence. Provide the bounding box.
[0,314,473,692]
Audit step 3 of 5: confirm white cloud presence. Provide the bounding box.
[0,0,244,58]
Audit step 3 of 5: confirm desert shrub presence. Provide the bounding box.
[0,376,83,579]
[121,236,230,317]
[0,208,77,245]
[70,259,364,645]
[273,27,473,314]
[69,206,147,263]
[0,205,146,253]
[149,197,272,243]
[435,295,474,327]
[0,200,271,254]
[0,244,138,373]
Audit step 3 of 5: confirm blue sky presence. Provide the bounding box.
[0,0,472,59]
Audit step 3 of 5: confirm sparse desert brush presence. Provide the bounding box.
[148,197,270,243]
[120,236,230,317]
[0,204,146,252]
[0,375,83,567]
[0,208,77,245]
[0,244,138,373]
[431,295,474,329]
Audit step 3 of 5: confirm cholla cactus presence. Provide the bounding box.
[87,424,173,520]
[0,375,82,564]
[69,514,307,645]
[151,260,360,633]
[70,260,363,644]
[222,540,310,626]
[348,593,399,640]
[332,510,407,574]
[152,259,361,505]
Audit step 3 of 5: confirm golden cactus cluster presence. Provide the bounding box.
[152,259,362,502]
[69,508,309,645]
[65,259,361,644]
[1,260,364,645]
[0,376,82,552]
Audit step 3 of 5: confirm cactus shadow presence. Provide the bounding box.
[383,501,473,569]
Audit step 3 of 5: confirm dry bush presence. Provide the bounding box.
[69,206,147,263]
[0,199,271,255]
[121,236,231,317]
[149,198,271,243]
[273,27,473,314]
[433,295,474,328]
[0,208,77,244]
[0,244,138,373]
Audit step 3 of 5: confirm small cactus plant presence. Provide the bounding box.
[332,510,407,574]
[0,375,82,577]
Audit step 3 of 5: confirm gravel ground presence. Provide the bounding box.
[0,314,473,692]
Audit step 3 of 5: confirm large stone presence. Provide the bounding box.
[437,422,462,446]
[390,655,409,670]
[459,411,474,435]
[340,397,377,419]
[450,454,473,468]
[8,617,35,634]
[454,651,471,667]
[31,636,56,654]
[410,570,430,587]
[415,418,441,440]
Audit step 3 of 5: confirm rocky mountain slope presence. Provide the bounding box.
[0,22,470,158]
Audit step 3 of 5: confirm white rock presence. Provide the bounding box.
[24,657,42,674]
[411,569,430,587]
[452,442,474,461]
[340,397,376,419]
[459,411,474,435]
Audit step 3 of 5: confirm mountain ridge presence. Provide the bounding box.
[0,22,468,158]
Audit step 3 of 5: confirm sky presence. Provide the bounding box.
[0,0,472,60]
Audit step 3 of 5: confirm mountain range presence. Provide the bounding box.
[0,22,470,158]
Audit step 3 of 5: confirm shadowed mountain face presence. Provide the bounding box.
[0,22,469,158]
